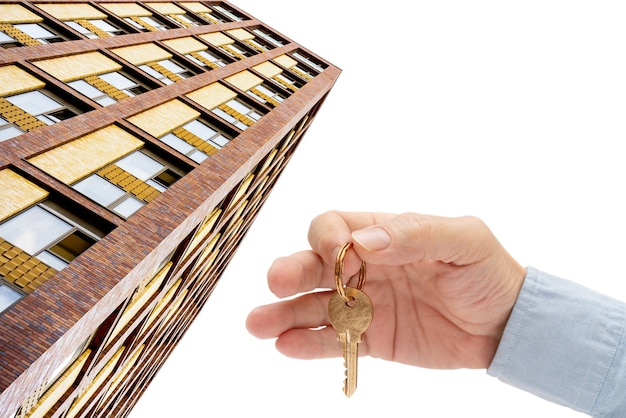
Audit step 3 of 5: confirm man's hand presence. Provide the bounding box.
[246,211,526,369]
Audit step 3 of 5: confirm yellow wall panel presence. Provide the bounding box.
[179,2,212,13]
[34,52,122,82]
[28,125,143,184]
[199,32,234,46]
[36,3,107,20]
[273,54,298,69]
[186,82,237,111]
[99,2,152,17]
[66,346,124,418]
[162,36,207,54]
[0,65,45,97]
[0,4,43,23]
[128,99,200,138]
[253,61,283,79]
[25,350,91,418]
[226,28,254,41]
[226,70,263,92]
[111,43,172,65]
[0,169,48,222]
[145,2,184,14]
[109,262,171,341]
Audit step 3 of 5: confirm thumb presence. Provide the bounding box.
[351,213,494,266]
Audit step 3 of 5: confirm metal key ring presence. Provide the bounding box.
[334,242,366,302]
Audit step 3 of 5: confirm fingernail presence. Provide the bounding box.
[352,227,391,251]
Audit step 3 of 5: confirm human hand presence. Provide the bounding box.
[246,211,527,369]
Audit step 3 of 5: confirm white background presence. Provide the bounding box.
[131,1,626,416]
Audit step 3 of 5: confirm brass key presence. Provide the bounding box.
[328,242,374,397]
[328,287,374,397]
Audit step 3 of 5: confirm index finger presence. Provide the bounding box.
[267,250,331,298]
[307,210,395,275]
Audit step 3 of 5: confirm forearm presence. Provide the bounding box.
[488,267,626,417]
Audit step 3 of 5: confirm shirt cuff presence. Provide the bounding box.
[488,267,626,416]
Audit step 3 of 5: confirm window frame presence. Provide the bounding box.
[64,19,127,38]
[0,202,101,271]
[0,280,24,314]
[67,70,149,106]
[0,22,68,48]
[71,149,183,218]
[3,88,81,126]
[138,59,195,85]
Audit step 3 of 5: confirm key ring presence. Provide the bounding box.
[334,242,366,302]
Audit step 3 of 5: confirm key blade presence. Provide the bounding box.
[340,330,360,397]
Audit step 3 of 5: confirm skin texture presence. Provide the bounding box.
[246,211,527,369]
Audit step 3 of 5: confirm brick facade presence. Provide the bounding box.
[0,2,340,416]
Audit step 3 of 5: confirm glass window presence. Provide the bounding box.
[91,19,120,33]
[0,118,23,141]
[99,72,138,92]
[68,72,145,106]
[160,133,208,163]
[252,29,284,47]
[4,90,78,126]
[73,175,126,206]
[190,50,226,67]
[185,119,230,147]
[64,21,91,35]
[0,206,73,255]
[141,16,168,30]
[0,283,22,313]
[68,79,102,98]
[14,23,55,40]
[5,90,63,117]
[160,133,195,154]
[157,59,185,74]
[189,150,208,163]
[37,250,68,270]
[184,119,216,139]
[113,196,145,218]
[212,5,243,21]
[0,32,13,43]
[68,79,116,106]
[115,152,164,181]
[139,64,164,81]
[226,99,250,115]
[292,52,326,73]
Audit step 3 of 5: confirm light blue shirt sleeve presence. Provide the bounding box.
[488,267,626,417]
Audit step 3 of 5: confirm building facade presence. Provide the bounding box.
[0,1,340,416]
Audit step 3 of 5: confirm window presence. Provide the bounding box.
[124,15,169,31]
[211,98,263,131]
[211,41,250,60]
[159,118,232,163]
[0,23,66,48]
[247,83,286,107]
[73,150,181,218]
[138,60,194,85]
[252,28,285,47]
[0,205,98,270]
[292,51,327,73]
[164,13,202,27]
[4,90,79,125]
[64,19,126,38]
[0,117,24,142]
[68,71,148,106]
[211,5,245,22]
[0,281,23,313]
[272,72,301,92]
[0,88,80,141]
[185,50,228,69]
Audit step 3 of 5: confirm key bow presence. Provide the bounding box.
[334,242,366,303]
